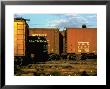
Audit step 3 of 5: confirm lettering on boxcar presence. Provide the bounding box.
[78,42,90,53]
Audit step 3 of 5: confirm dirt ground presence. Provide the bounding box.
[15,59,97,76]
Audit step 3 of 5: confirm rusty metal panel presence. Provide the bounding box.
[66,28,97,54]
[29,28,59,54]
[14,48,25,56]
[17,24,24,30]
[17,44,24,49]
[16,40,24,44]
[17,50,24,55]
[16,35,25,40]
[17,30,24,34]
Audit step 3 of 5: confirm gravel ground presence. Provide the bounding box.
[15,59,97,76]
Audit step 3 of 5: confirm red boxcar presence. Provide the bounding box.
[66,28,97,55]
[29,28,59,55]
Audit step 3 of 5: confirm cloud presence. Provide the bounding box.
[52,19,68,25]
[48,14,96,29]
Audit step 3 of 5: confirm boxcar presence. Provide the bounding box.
[14,18,29,65]
[66,28,97,60]
[29,28,60,54]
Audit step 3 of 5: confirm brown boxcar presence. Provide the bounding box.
[14,18,29,57]
[29,28,59,55]
[66,28,97,54]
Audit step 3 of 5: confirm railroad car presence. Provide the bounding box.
[65,27,97,60]
[29,28,61,60]
[14,18,29,65]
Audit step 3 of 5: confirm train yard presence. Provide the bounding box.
[14,17,97,76]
